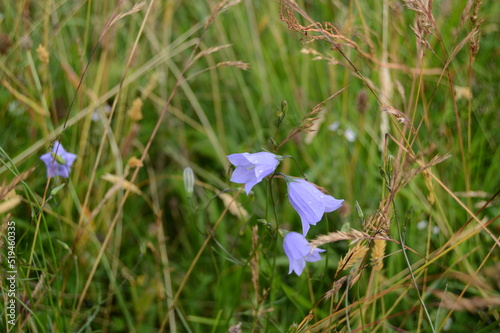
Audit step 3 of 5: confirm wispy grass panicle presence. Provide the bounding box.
[403,0,435,37]
[323,276,348,301]
[469,1,483,57]
[275,88,346,150]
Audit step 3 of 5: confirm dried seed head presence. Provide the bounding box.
[371,239,386,271]
[216,61,250,71]
[0,194,22,215]
[455,86,473,101]
[228,322,242,333]
[19,35,33,50]
[128,98,143,122]
[470,36,480,57]
[470,0,482,26]
[36,44,49,64]
[3,188,18,200]
[403,0,434,35]
[356,90,368,114]
[0,33,12,55]
[337,243,369,273]
[324,276,348,300]
[310,229,372,249]
[127,156,143,168]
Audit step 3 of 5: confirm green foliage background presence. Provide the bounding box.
[0,0,499,332]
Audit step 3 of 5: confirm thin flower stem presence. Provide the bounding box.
[266,178,279,332]
[268,178,280,228]
[282,155,307,180]
[345,274,351,332]
[393,202,436,333]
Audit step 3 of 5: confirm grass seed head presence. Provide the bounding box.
[337,243,369,273]
[128,98,143,122]
[36,44,49,64]
[371,239,387,271]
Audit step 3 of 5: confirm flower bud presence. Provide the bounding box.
[387,155,395,176]
[183,167,195,197]
[51,152,67,165]
[355,201,364,224]
[277,100,287,125]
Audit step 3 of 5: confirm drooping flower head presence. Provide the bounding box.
[283,232,325,276]
[183,167,195,197]
[227,152,281,194]
[286,177,344,236]
[40,141,77,178]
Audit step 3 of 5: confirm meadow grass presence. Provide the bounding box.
[0,0,499,332]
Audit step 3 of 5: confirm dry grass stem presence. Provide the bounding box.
[2,80,48,116]
[205,0,240,28]
[140,73,158,100]
[192,44,233,64]
[380,105,415,134]
[101,173,142,195]
[432,290,500,311]
[2,0,496,330]
[108,2,146,28]
[0,167,34,201]
[219,192,248,220]
[280,0,443,77]
[323,276,348,300]
[250,225,260,313]
[392,149,452,192]
[349,272,362,287]
[215,61,250,70]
